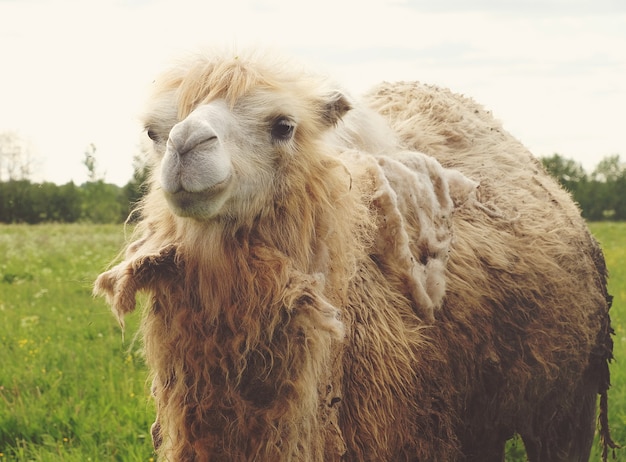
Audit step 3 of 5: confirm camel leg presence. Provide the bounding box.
[458,429,509,462]
[521,384,597,462]
[463,442,506,462]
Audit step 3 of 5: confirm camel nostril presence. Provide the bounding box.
[178,135,218,157]
[168,133,219,158]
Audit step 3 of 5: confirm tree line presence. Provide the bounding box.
[0,163,151,224]
[0,135,149,224]
[540,153,626,221]
[0,177,147,224]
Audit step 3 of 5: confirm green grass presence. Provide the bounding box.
[589,222,626,456]
[0,224,154,461]
[0,223,624,461]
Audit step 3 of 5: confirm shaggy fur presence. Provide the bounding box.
[95,50,616,461]
[365,81,618,461]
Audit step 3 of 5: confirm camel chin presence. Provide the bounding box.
[162,179,233,219]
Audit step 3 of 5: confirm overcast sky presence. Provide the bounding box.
[1,0,624,185]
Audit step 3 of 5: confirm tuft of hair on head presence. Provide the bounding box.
[148,46,354,130]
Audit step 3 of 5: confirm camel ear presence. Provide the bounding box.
[320,91,352,127]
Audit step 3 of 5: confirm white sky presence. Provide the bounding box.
[1,0,625,185]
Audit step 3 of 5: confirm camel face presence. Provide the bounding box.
[151,93,303,220]
[138,51,357,223]
[143,64,351,222]
[160,101,235,218]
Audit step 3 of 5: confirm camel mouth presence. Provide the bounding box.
[163,174,233,218]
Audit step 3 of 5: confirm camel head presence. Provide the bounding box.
[141,50,352,221]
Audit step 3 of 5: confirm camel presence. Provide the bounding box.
[95,49,616,461]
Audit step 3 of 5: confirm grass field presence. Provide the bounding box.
[0,223,624,461]
[589,222,626,460]
[0,224,153,461]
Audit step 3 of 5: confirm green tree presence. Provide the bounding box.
[614,174,626,220]
[0,180,86,224]
[78,143,125,223]
[83,143,104,183]
[540,153,587,193]
[55,182,82,222]
[540,153,626,221]
[80,181,125,223]
[590,155,626,220]
[0,158,136,223]
[0,180,39,223]
[591,154,624,183]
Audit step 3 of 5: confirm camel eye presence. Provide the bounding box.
[270,118,295,142]
[146,128,160,143]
